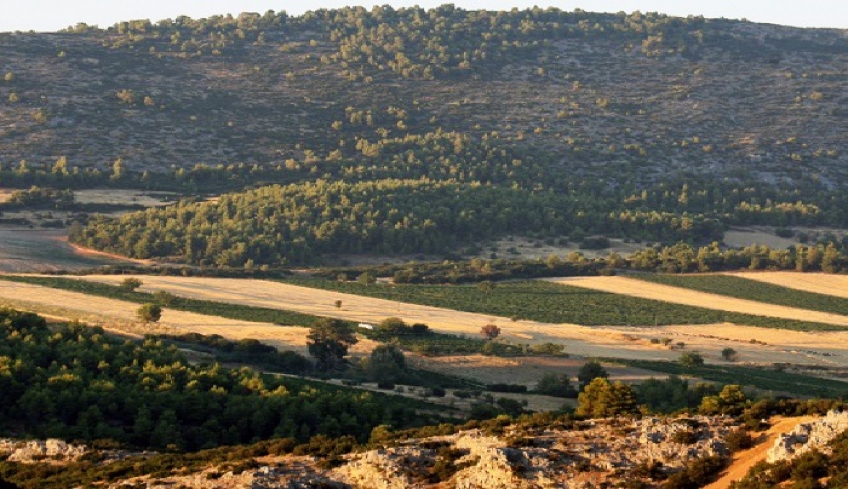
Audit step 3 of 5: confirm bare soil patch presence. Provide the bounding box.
[72,188,177,207]
[474,235,645,261]
[0,229,133,272]
[547,276,848,327]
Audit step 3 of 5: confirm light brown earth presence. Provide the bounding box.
[705,416,817,489]
[728,271,848,299]
[72,188,176,207]
[547,276,848,327]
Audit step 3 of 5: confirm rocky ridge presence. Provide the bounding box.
[766,409,848,463]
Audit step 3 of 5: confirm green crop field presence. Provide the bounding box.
[284,278,848,331]
[611,358,848,398]
[633,274,848,317]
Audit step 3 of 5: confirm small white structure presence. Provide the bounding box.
[358,323,375,330]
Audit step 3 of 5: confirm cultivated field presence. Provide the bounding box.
[12,274,848,371]
[548,276,848,327]
[0,279,326,354]
[728,271,848,300]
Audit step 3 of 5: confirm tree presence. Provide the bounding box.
[535,373,577,398]
[576,378,637,417]
[357,272,376,286]
[679,351,705,368]
[721,347,738,361]
[334,300,343,309]
[378,317,408,335]
[577,360,608,388]
[307,318,358,370]
[480,324,501,340]
[137,303,162,323]
[367,344,407,385]
[120,277,143,292]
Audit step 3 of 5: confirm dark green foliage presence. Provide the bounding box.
[620,358,848,398]
[678,352,705,368]
[534,373,577,398]
[0,308,443,454]
[636,376,718,414]
[577,361,609,387]
[488,384,528,394]
[306,318,358,370]
[157,333,311,374]
[576,378,638,418]
[120,277,143,292]
[367,344,407,384]
[725,428,754,452]
[136,303,162,322]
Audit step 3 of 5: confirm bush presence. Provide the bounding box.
[137,303,162,323]
[726,428,754,452]
[120,277,143,291]
[534,373,577,398]
[489,383,527,393]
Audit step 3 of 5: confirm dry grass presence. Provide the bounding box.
[73,188,176,207]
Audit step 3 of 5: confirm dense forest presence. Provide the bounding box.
[1,6,848,264]
[0,308,443,451]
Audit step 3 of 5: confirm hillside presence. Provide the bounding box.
[3,7,848,264]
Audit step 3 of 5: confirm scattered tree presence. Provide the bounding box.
[577,360,608,388]
[120,277,143,292]
[477,280,495,293]
[367,344,407,384]
[334,299,343,309]
[480,323,501,340]
[357,272,376,286]
[137,303,162,323]
[307,318,358,370]
[721,347,738,361]
[679,351,705,368]
[576,378,637,417]
[535,373,577,398]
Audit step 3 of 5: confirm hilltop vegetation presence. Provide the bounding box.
[2,7,848,264]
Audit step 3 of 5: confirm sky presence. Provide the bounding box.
[2,1,848,33]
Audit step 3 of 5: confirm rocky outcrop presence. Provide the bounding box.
[767,409,848,463]
[0,438,87,463]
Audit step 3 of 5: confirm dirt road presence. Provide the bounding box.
[705,416,815,489]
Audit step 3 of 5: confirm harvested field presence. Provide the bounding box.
[0,279,329,355]
[547,276,848,327]
[728,271,848,300]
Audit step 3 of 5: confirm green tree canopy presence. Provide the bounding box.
[306,318,358,370]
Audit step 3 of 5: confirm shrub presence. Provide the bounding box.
[120,277,143,291]
[137,303,162,323]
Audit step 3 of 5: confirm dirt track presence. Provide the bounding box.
[547,276,848,327]
[705,416,816,489]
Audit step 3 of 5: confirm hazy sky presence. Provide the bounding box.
[3,1,847,33]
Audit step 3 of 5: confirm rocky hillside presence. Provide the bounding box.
[1,8,847,189]
[1,415,743,488]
